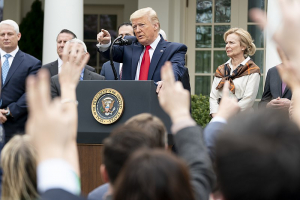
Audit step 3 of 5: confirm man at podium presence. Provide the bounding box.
[96,7,187,86]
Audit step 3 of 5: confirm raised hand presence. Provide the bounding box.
[215,81,240,120]
[97,29,111,45]
[158,61,191,124]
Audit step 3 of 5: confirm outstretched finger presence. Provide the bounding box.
[277,46,288,65]
[249,9,267,30]
[222,81,230,99]
[161,61,175,87]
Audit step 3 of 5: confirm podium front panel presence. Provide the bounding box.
[76,80,172,144]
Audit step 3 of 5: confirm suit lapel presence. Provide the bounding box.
[148,37,167,80]
[3,50,24,88]
[50,60,58,76]
[132,43,144,79]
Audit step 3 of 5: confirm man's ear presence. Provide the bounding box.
[100,164,110,183]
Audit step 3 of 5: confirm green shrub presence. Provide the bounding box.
[19,0,44,62]
[191,94,211,128]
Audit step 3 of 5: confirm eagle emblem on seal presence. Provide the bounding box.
[101,97,115,115]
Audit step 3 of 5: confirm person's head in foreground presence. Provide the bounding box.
[113,149,195,200]
[101,124,156,186]
[125,113,167,148]
[1,135,38,200]
[215,110,300,200]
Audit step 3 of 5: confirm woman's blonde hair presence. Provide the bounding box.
[1,135,38,200]
[224,27,256,57]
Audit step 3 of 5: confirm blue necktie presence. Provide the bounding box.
[2,54,11,85]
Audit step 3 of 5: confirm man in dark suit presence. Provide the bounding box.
[100,22,134,80]
[0,19,41,142]
[42,29,95,77]
[97,7,187,83]
[51,38,104,98]
[259,65,292,111]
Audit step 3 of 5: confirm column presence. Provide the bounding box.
[265,0,281,72]
[42,0,83,65]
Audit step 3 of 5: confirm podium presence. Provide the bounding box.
[76,80,172,194]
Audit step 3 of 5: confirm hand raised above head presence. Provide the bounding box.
[59,42,90,93]
[97,29,111,45]
[158,61,191,124]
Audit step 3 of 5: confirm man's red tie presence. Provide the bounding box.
[139,45,151,80]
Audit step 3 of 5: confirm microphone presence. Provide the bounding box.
[114,38,132,45]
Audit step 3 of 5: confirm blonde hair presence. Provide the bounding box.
[224,27,256,57]
[130,7,160,29]
[1,135,38,200]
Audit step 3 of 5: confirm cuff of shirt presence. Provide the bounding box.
[171,118,196,134]
[96,41,111,52]
[37,159,81,195]
[210,116,227,124]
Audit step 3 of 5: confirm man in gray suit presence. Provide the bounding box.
[51,38,104,98]
[259,65,292,110]
[43,29,96,77]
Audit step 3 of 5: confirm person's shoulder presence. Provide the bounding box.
[88,183,109,200]
[89,70,105,80]
[42,60,58,68]
[19,50,41,63]
[51,74,59,81]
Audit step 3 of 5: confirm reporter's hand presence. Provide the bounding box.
[97,29,111,45]
[215,81,240,120]
[59,42,90,100]
[158,61,191,124]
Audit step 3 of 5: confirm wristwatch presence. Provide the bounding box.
[5,107,10,117]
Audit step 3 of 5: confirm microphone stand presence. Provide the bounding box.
[109,35,122,80]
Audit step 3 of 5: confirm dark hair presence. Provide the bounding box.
[117,22,132,32]
[125,113,167,148]
[114,149,195,200]
[103,124,155,184]
[57,29,77,40]
[215,110,300,200]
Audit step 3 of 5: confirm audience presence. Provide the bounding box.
[1,135,38,200]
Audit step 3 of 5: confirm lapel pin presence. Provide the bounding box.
[160,50,163,52]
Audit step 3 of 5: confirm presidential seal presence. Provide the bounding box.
[91,88,124,124]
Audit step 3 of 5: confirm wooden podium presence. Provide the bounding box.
[76,80,172,195]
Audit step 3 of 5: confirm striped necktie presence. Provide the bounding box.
[2,54,11,85]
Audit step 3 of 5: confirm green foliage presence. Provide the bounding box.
[19,0,44,61]
[191,94,211,128]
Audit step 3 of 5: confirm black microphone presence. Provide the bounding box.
[114,38,132,45]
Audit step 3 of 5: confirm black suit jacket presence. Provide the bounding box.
[42,60,96,77]
[51,68,105,98]
[259,66,292,108]
[1,50,41,142]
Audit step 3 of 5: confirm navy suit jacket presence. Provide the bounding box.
[100,61,120,80]
[100,35,187,82]
[42,60,96,77]
[1,50,41,142]
[259,66,292,108]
